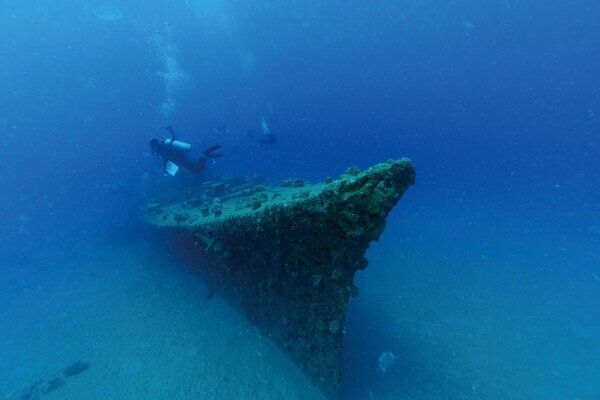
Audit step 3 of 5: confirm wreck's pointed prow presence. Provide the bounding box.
[140,159,415,398]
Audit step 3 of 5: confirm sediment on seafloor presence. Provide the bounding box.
[140,159,416,399]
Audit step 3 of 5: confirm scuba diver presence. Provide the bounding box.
[149,126,223,176]
[258,117,278,149]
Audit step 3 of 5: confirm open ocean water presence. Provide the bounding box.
[1,1,598,399]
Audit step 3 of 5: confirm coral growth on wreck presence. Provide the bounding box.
[140,159,415,399]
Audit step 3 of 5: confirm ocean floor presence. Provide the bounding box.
[0,238,324,400]
[342,215,600,400]
[1,218,598,400]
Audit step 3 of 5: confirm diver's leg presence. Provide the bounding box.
[194,157,207,172]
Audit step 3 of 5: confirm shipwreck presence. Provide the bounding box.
[139,158,416,398]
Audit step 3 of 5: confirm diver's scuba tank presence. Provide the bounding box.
[163,138,192,151]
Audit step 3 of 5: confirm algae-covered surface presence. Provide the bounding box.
[140,159,416,398]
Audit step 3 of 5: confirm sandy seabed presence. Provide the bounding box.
[1,224,599,400]
[0,239,325,400]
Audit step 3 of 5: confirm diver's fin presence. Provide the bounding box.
[202,144,223,158]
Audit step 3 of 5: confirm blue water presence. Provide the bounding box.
[1,1,598,399]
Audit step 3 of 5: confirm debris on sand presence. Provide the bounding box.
[14,361,90,400]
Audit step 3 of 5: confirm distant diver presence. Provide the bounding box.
[149,126,223,176]
[258,117,278,149]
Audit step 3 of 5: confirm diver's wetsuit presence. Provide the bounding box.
[259,132,278,148]
[150,137,222,174]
